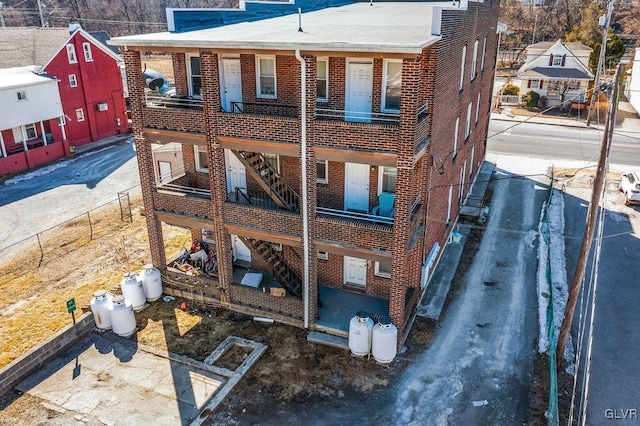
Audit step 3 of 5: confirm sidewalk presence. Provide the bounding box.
[491,99,640,134]
[72,133,133,155]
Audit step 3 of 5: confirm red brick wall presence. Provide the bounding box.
[172,52,188,96]
[143,107,205,133]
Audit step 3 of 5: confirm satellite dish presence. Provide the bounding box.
[147,77,165,92]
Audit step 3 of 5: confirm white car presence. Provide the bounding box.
[619,172,640,205]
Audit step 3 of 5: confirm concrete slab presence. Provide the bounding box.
[15,333,226,425]
[307,331,349,350]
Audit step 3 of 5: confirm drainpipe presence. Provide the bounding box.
[295,49,310,329]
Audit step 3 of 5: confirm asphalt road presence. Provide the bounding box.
[0,140,139,250]
[563,181,640,425]
[487,120,640,167]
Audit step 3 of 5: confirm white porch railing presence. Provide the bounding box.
[497,95,520,105]
[316,206,393,225]
[145,93,203,109]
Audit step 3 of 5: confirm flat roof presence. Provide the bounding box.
[0,66,57,90]
[110,2,450,53]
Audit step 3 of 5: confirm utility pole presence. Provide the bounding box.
[0,2,6,28]
[586,0,614,126]
[556,63,624,370]
[37,0,45,27]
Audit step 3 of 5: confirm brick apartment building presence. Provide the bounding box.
[111,0,500,346]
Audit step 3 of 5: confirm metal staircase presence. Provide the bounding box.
[241,237,302,298]
[232,151,299,211]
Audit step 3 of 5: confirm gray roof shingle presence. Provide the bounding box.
[0,27,70,68]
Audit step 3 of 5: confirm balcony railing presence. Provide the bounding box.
[146,93,203,109]
[316,207,393,225]
[154,172,211,198]
[315,108,400,124]
[227,102,298,118]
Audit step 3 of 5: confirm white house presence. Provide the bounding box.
[0,66,65,157]
[517,40,594,107]
[624,48,640,117]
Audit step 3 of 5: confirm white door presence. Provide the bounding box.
[158,161,172,183]
[225,150,247,194]
[344,256,367,287]
[232,235,252,262]
[221,58,242,112]
[11,127,24,143]
[345,61,373,123]
[344,162,370,212]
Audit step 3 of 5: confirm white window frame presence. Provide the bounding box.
[471,39,479,81]
[453,117,460,159]
[69,74,78,87]
[481,37,487,71]
[194,145,209,173]
[552,56,562,67]
[381,59,402,113]
[377,166,397,195]
[82,42,93,62]
[465,102,472,139]
[256,55,277,99]
[459,161,466,201]
[459,45,466,91]
[374,261,392,278]
[475,92,481,124]
[58,116,66,126]
[529,79,542,90]
[317,251,329,260]
[316,159,328,184]
[66,44,77,64]
[17,91,27,101]
[317,57,328,102]
[187,54,202,99]
[470,145,475,176]
[76,108,85,122]
[25,123,37,140]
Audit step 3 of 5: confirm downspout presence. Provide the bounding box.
[295,49,310,329]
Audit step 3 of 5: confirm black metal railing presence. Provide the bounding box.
[226,101,298,118]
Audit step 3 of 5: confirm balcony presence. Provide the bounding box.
[226,101,297,118]
[153,174,212,219]
[315,108,400,125]
[315,206,393,251]
[145,93,203,109]
[316,207,393,226]
[143,93,205,133]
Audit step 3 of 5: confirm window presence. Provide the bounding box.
[66,44,77,63]
[382,60,402,112]
[256,55,276,98]
[465,102,472,139]
[552,55,563,66]
[528,79,542,90]
[317,160,328,183]
[446,185,453,224]
[194,146,208,172]
[25,123,37,140]
[453,117,460,159]
[475,92,481,124]
[57,116,66,126]
[470,145,475,176]
[17,91,27,101]
[317,57,328,102]
[375,261,392,278]
[471,39,479,80]
[317,251,328,260]
[379,166,397,194]
[459,45,466,90]
[82,42,93,61]
[262,153,279,173]
[459,161,466,201]
[188,55,202,99]
[481,37,487,71]
[76,108,85,122]
[69,74,78,87]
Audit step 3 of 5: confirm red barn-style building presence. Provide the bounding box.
[41,28,129,146]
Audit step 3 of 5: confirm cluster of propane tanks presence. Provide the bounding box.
[348,311,398,364]
[89,264,162,338]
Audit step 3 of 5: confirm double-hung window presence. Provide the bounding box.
[453,117,460,159]
[379,166,397,194]
[195,146,209,172]
[481,37,487,71]
[382,60,402,112]
[475,92,481,124]
[316,160,328,184]
[465,102,472,139]
[471,40,479,80]
[66,44,77,64]
[256,56,276,98]
[17,91,27,101]
[317,57,328,102]
[25,123,37,140]
[188,55,202,99]
[82,42,93,61]
[69,74,78,87]
[375,261,392,278]
[459,45,466,91]
[76,108,85,122]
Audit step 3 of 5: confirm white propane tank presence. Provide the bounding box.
[371,317,398,364]
[140,264,162,302]
[120,272,146,310]
[90,290,112,330]
[109,295,136,337]
[348,311,374,357]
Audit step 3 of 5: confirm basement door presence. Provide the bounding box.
[345,60,373,123]
[232,235,251,262]
[344,256,367,288]
[220,58,242,113]
[344,162,370,212]
[225,150,247,194]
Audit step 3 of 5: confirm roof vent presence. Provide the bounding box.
[298,7,303,32]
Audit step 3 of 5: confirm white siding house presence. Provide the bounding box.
[517,40,594,107]
[625,49,640,117]
[0,66,64,156]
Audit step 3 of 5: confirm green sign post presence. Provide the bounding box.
[66,298,77,325]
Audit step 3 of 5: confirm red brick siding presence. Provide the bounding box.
[143,106,205,133]
[172,52,188,96]
[314,121,398,152]
[223,203,302,235]
[216,113,300,144]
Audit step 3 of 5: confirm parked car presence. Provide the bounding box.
[619,172,640,205]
